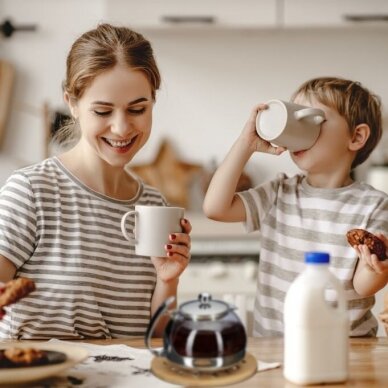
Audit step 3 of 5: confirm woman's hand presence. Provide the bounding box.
[354,233,388,275]
[151,218,192,283]
[239,103,287,155]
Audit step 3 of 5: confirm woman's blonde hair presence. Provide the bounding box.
[53,23,161,149]
[291,77,382,169]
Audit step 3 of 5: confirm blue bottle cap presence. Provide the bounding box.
[305,252,330,264]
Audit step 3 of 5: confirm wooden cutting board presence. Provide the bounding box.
[130,139,202,208]
[0,60,15,148]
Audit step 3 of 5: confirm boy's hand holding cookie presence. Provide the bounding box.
[347,229,388,275]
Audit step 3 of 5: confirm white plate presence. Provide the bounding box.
[0,342,88,384]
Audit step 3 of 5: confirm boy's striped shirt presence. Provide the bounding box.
[238,173,388,337]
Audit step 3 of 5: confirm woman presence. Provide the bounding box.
[0,24,191,339]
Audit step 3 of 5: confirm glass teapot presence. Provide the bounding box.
[145,293,247,371]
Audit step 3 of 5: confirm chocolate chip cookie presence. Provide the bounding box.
[346,229,387,261]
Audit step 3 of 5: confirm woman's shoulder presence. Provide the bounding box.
[13,157,60,177]
[3,157,60,186]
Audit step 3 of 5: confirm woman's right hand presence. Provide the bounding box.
[239,103,287,155]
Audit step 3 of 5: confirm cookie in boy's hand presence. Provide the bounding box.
[346,229,387,261]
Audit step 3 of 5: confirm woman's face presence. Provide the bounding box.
[68,64,154,167]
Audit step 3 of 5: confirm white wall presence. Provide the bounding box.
[1,0,388,186]
[0,0,105,178]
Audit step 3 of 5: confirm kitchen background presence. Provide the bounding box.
[1,0,388,335]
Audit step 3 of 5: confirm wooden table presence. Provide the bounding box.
[83,336,388,387]
[2,337,387,387]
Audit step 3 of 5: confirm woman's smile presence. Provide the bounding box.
[102,135,139,153]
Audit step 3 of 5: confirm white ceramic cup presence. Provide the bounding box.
[256,99,325,151]
[121,205,184,257]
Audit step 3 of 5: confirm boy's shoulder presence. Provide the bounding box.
[352,178,386,192]
[355,180,388,201]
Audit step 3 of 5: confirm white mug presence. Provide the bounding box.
[121,205,184,257]
[256,99,325,151]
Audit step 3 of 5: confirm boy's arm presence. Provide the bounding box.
[203,137,254,222]
[203,104,286,222]
[380,292,388,336]
[353,234,388,296]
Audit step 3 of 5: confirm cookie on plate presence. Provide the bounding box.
[3,348,47,367]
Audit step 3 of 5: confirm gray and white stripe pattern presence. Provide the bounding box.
[238,173,388,337]
[0,157,167,339]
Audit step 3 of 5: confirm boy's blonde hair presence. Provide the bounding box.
[291,77,382,169]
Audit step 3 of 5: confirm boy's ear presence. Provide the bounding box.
[63,92,78,119]
[349,124,370,151]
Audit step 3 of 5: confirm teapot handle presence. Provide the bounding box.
[145,296,175,357]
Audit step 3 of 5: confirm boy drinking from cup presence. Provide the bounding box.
[203,77,388,337]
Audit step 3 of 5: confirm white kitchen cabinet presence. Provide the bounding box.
[283,0,388,28]
[103,0,278,29]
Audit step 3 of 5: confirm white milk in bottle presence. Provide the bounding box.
[283,252,349,385]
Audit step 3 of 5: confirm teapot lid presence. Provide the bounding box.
[179,293,230,321]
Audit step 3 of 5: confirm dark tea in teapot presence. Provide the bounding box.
[145,293,247,371]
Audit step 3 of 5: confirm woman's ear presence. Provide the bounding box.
[63,92,78,119]
[349,124,370,151]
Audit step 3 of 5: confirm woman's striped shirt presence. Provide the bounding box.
[238,173,388,337]
[0,157,167,339]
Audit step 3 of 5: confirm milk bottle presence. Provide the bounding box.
[283,252,349,385]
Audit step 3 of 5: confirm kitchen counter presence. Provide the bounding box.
[186,211,260,256]
[1,337,387,386]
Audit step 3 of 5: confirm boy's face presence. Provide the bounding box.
[290,95,353,176]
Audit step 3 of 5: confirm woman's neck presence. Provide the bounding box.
[58,146,138,200]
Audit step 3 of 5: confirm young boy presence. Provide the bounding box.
[203,77,388,337]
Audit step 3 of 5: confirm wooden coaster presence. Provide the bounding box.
[151,352,257,387]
